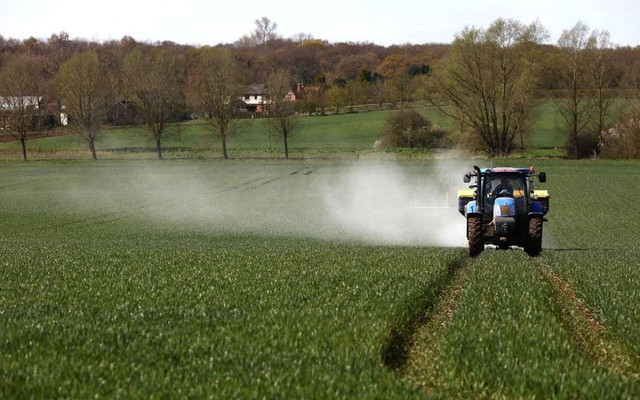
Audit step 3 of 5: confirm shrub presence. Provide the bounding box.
[377,109,447,149]
[599,114,640,159]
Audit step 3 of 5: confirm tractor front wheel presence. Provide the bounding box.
[526,217,543,256]
[467,216,484,257]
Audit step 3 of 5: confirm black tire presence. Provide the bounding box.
[526,217,543,256]
[468,216,484,257]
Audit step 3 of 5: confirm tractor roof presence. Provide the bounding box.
[482,167,536,175]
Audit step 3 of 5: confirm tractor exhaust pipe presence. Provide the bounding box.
[473,165,483,212]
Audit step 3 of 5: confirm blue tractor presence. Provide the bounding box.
[458,166,549,257]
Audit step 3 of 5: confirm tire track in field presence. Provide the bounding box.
[538,257,640,379]
[249,168,315,187]
[221,168,315,192]
[290,168,315,175]
[220,176,271,192]
[382,256,470,372]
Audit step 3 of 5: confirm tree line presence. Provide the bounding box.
[1,17,639,160]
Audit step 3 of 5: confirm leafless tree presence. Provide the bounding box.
[44,32,80,126]
[56,49,112,160]
[0,55,44,161]
[266,70,297,159]
[236,17,279,47]
[588,30,615,150]
[556,22,616,158]
[253,17,278,45]
[431,18,547,157]
[121,47,185,159]
[189,46,241,159]
[556,21,596,158]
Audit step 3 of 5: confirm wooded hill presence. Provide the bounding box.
[2,18,640,160]
[2,25,639,109]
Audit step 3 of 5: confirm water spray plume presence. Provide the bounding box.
[60,161,468,248]
[322,162,467,247]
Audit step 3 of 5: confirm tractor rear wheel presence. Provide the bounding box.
[526,217,543,256]
[467,216,484,257]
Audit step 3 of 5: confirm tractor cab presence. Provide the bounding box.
[484,174,523,199]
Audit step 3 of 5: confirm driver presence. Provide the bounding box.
[494,177,513,198]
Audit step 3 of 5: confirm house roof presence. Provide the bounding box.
[243,84,267,95]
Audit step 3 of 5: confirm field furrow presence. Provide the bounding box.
[382,256,469,371]
[539,257,640,379]
[402,250,639,398]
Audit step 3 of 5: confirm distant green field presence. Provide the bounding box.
[1,159,638,398]
[0,102,568,160]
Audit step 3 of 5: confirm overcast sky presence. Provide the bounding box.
[1,0,638,47]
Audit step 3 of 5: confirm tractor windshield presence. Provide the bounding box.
[485,174,526,199]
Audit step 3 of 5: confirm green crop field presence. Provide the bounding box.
[1,159,638,398]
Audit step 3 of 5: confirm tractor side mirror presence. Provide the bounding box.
[539,172,546,183]
[463,173,471,183]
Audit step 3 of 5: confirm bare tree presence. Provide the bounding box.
[121,47,185,160]
[189,46,241,159]
[236,17,279,47]
[253,17,278,45]
[44,32,79,126]
[620,57,640,114]
[57,50,112,160]
[556,21,596,158]
[431,18,547,157]
[599,48,639,158]
[266,70,297,159]
[588,29,615,150]
[0,55,43,161]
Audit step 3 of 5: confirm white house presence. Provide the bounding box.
[241,84,297,113]
[0,96,67,126]
[0,96,42,111]
[242,84,269,113]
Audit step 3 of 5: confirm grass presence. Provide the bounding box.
[0,101,569,160]
[1,158,638,398]
[0,110,395,158]
[525,99,566,148]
